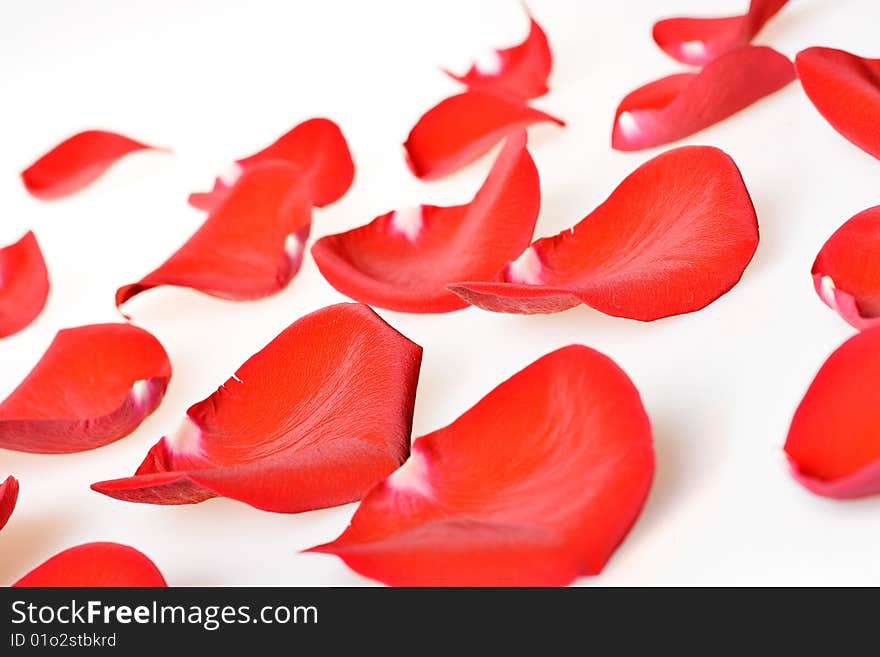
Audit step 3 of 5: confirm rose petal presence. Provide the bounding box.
[653,0,789,66]
[795,47,880,161]
[92,303,422,513]
[13,542,166,587]
[188,118,354,212]
[0,475,19,532]
[449,145,758,320]
[312,132,539,313]
[612,45,795,151]
[812,206,880,330]
[0,231,49,339]
[117,161,311,309]
[308,345,654,586]
[405,90,563,180]
[785,327,880,498]
[21,130,160,200]
[445,12,552,100]
[0,324,171,454]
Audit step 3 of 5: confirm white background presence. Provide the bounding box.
[0,0,878,586]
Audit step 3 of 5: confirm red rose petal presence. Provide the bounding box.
[812,206,880,330]
[449,145,758,320]
[188,118,354,212]
[785,327,880,498]
[795,47,880,161]
[117,162,311,309]
[13,542,166,587]
[308,345,654,586]
[405,90,563,180]
[653,0,789,66]
[312,132,539,313]
[445,12,552,100]
[0,231,49,339]
[92,303,422,513]
[0,324,171,454]
[21,130,160,200]
[612,45,795,151]
[0,475,19,532]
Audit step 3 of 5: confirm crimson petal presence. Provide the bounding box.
[405,90,563,180]
[653,0,789,66]
[0,476,18,532]
[812,206,880,330]
[795,47,880,161]
[118,162,311,309]
[0,324,171,454]
[21,130,160,200]
[445,13,552,100]
[785,327,880,498]
[92,303,421,513]
[308,345,654,586]
[449,146,758,320]
[312,132,539,313]
[13,542,166,587]
[188,118,354,212]
[612,46,795,151]
[0,231,49,338]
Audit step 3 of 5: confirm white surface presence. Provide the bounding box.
[0,0,878,586]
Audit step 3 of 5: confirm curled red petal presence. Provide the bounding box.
[312,132,540,313]
[0,231,49,339]
[92,303,422,513]
[812,206,880,330]
[118,162,311,309]
[13,542,166,587]
[0,324,171,454]
[0,475,19,532]
[785,327,880,498]
[653,0,789,66]
[450,146,758,320]
[405,90,564,180]
[795,47,880,161]
[446,13,552,100]
[21,130,159,200]
[188,118,354,212]
[308,345,654,586]
[612,46,795,151]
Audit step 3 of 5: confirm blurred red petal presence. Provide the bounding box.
[0,475,19,532]
[812,206,880,330]
[653,0,789,66]
[188,118,354,211]
[785,327,880,498]
[308,345,654,586]
[13,542,166,587]
[0,231,49,338]
[446,13,552,100]
[118,162,311,309]
[21,130,160,200]
[612,46,795,151]
[405,91,563,180]
[312,132,539,313]
[0,324,171,454]
[92,303,422,513]
[796,47,880,161]
[450,146,758,319]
